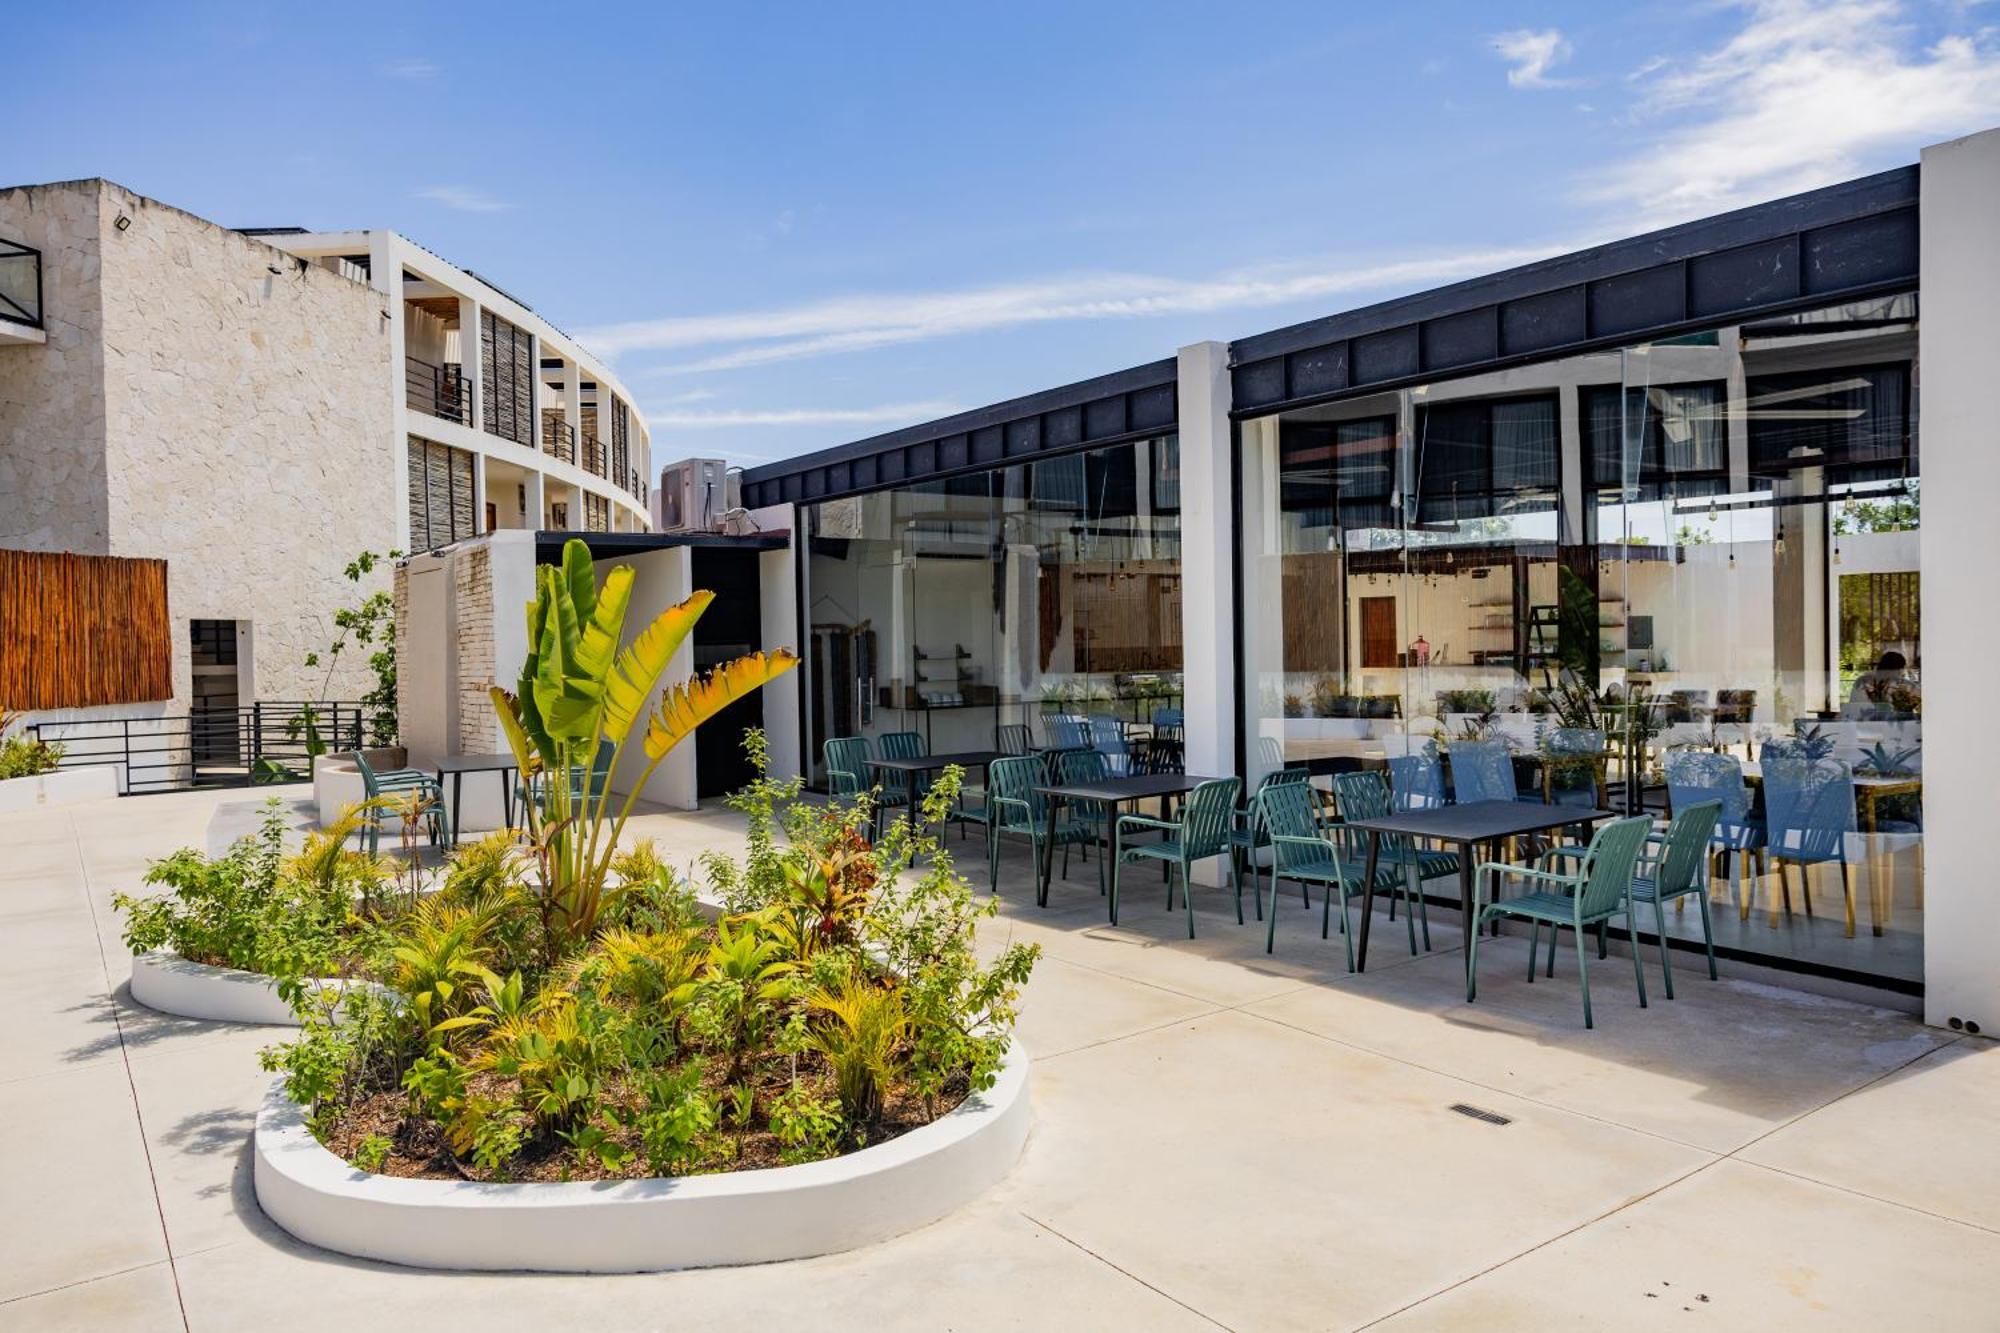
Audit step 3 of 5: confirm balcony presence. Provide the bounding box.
[541,413,576,464]
[0,238,43,345]
[582,432,608,478]
[405,355,471,426]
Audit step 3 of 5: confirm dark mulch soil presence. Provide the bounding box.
[318,1062,970,1183]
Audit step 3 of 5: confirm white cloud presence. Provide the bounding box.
[588,244,1557,373]
[1587,0,2000,224]
[645,400,964,428]
[381,58,438,79]
[1493,29,1574,88]
[414,185,510,214]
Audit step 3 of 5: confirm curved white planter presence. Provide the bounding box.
[254,1042,1032,1272]
[0,765,118,812]
[129,950,366,1026]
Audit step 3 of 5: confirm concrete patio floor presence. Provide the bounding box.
[4,784,1997,1331]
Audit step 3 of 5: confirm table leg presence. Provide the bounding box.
[1460,840,1478,971]
[1862,790,1886,938]
[1038,794,1059,908]
[1356,831,1381,972]
[451,772,464,847]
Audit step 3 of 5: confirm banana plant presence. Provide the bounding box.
[491,539,797,954]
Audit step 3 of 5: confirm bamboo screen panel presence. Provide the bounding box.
[479,310,535,446]
[0,549,172,708]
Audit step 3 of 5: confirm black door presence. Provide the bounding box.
[691,549,764,798]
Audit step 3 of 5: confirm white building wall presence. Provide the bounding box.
[1178,341,1236,882]
[1918,127,2000,1033]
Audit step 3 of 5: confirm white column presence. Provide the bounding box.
[755,504,803,781]
[1178,341,1237,884]
[1919,127,2000,1032]
[460,296,485,434]
[373,233,411,550]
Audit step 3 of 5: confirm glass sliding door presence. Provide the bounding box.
[803,436,1182,783]
[1239,291,1922,988]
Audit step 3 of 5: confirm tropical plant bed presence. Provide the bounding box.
[253,544,1034,1215]
[252,1039,1030,1272]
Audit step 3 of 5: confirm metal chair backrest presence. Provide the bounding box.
[1575,814,1655,919]
[1046,714,1090,750]
[1257,780,1332,875]
[1652,800,1722,897]
[1549,727,1606,755]
[1665,750,1752,825]
[1450,741,1516,803]
[352,749,385,797]
[1087,714,1123,747]
[987,754,1052,833]
[1256,736,1286,770]
[879,731,925,761]
[823,736,870,796]
[1761,748,1856,860]
[1056,746,1111,788]
[997,723,1033,756]
[1176,778,1243,860]
[1332,770,1409,858]
[1388,753,1446,811]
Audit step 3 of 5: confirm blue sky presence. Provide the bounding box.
[11,1,2000,468]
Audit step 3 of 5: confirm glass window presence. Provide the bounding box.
[803,436,1182,777]
[1240,294,1921,989]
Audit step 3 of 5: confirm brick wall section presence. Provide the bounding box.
[453,543,495,752]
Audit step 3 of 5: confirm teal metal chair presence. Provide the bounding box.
[987,754,1099,901]
[1256,780,1413,966]
[1231,767,1313,917]
[997,723,1034,756]
[1629,800,1723,999]
[1467,814,1654,1028]
[1330,771,1447,949]
[1054,747,1115,886]
[353,750,450,853]
[1112,777,1241,937]
[823,736,871,799]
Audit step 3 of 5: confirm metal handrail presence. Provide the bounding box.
[0,238,42,329]
[30,701,368,794]
[581,432,608,477]
[405,356,471,426]
[542,414,576,463]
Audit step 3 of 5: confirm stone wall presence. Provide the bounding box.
[91,180,397,708]
[0,180,110,553]
[452,542,496,753]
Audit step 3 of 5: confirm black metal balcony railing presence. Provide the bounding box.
[542,414,576,464]
[582,432,608,478]
[0,238,43,330]
[405,356,471,426]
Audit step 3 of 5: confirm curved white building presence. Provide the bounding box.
[262,228,652,546]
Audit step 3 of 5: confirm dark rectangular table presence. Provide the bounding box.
[865,751,1001,839]
[1341,800,1615,973]
[1033,773,1218,911]
[434,752,519,839]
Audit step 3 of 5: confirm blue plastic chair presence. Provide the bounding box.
[1045,714,1090,751]
[1388,752,1447,811]
[1449,740,1519,804]
[1761,743,1859,934]
[1665,749,1765,919]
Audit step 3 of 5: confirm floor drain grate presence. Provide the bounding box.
[1449,1102,1513,1126]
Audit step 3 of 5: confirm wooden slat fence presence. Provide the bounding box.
[0,549,173,709]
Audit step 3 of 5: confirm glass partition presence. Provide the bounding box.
[1240,294,1921,986]
[803,436,1182,781]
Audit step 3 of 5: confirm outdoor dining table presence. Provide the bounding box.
[433,752,519,840]
[1339,799,1616,973]
[1032,772,1219,910]
[865,750,1002,840]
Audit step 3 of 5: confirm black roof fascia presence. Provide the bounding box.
[738,358,1179,510]
[1227,165,1920,418]
[533,530,788,564]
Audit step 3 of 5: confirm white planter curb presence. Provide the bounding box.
[253,1042,1032,1272]
[0,766,118,812]
[129,950,367,1027]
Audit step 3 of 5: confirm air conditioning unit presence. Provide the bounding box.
[654,458,737,532]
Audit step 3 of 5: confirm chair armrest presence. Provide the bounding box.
[1538,843,1590,868]
[1271,834,1336,854]
[1116,813,1178,834]
[1475,861,1580,888]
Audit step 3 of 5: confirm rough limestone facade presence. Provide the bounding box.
[452,542,496,753]
[0,179,397,716]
